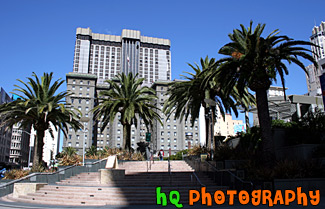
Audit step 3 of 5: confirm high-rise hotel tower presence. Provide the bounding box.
[72,28,171,84]
[64,28,177,154]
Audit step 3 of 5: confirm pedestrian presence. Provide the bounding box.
[158,149,164,161]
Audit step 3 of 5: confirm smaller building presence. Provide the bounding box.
[250,86,324,125]
[30,124,60,167]
[214,113,244,137]
[9,124,31,167]
[0,87,12,163]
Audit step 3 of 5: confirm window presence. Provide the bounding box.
[68,135,72,139]
[68,142,71,147]
[117,129,121,134]
[71,99,74,103]
[73,80,76,84]
[72,86,75,90]
[167,125,170,129]
[161,138,164,142]
[86,100,89,104]
[80,80,83,84]
[87,87,90,91]
[174,132,177,136]
[173,125,177,129]
[76,142,79,147]
[80,87,83,91]
[117,137,120,141]
[77,135,80,140]
[161,131,164,136]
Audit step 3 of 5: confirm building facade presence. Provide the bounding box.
[63,74,202,156]
[214,113,244,137]
[29,124,60,166]
[64,28,205,156]
[72,28,171,85]
[306,22,325,96]
[9,124,31,167]
[0,87,12,163]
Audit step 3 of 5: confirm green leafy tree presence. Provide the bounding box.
[0,72,82,169]
[92,72,162,150]
[164,56,253,150]
[211,21,317,164]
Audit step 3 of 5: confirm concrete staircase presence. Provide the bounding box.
[3,160,227,206]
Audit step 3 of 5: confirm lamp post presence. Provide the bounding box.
[185,132,193,150]
[21,130,35,169]
[80,117,90,166]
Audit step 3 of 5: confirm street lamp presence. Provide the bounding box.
[21,130,35,169]
[185,132,193,149]
[80,117,90,166]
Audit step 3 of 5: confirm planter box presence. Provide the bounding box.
[275,144,319,161]
[274,178,325,193]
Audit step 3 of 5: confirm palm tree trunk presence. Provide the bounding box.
[255,88,274,166]
[211,106,216,152]
[33,129,45,170]
[123,124,131,150]
[204,108,211,150]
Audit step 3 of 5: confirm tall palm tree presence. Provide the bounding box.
[0,72,82,169]
[92,72,162,150]
[163,56,253,150]
[211,21,318,164]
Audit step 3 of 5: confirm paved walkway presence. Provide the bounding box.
[0,200,323,209]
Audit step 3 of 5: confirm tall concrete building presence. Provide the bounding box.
[0,87,12,163]
[64,28,179,155]
[306,21,325,96]
[72,27,171,85]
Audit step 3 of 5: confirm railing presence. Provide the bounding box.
[0,158,107,197]
[191,172,206,187]
[185,157,253,191]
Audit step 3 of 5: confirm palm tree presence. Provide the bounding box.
[86,146,98,157]
[163,56,253,150]
[62,147,78,157]
[92,72,162,150]
[211,21,318,164]
[0,72,82,169]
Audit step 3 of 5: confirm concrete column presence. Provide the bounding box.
[296,103,301,118]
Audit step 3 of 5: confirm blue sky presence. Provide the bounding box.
[1,1,324,116]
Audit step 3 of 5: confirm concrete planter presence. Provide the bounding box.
[274,178,325,193]
[275,144,319,161]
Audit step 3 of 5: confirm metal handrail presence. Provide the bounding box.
[205,161,253,187]
[191,172,206,187]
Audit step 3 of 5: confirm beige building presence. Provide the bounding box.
[214,113,244,137]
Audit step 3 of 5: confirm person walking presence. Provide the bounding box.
[158,149,164,161]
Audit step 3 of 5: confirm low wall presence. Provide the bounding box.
[274,178,325,194]
[0,158,107,197]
